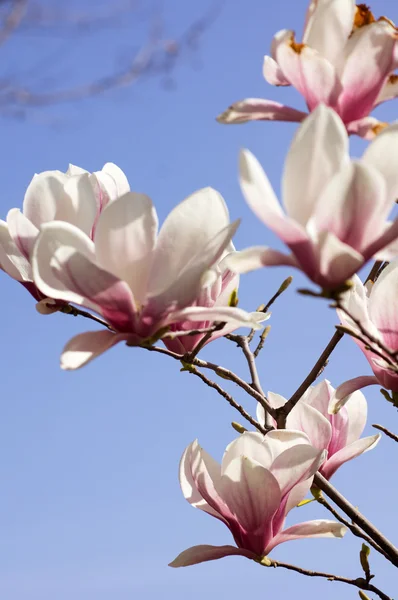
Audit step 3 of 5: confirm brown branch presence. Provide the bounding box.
[261,558,392,600]
[247,275,292,344]
[275,329,344,427]
[372,424,398,443]
[0,0,28,47]
[314,472,398,568]
[60,304,114,330]
[184,366,267,435]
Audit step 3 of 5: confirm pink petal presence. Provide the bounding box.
[6,208,38,261]
[169,544,254,567]
[262,56,290,86]
[62,174,98,235]
[344,389,368,444]
[23,170,67,227]
[347,117,387,140]
[32,222,137,330]
[363,122,398,203]
[338,21,398,123]
[368,259,398,350]
[302,0,355,66]
[365,218,398,261]
[216,99,306,124]
[303,379,333,414]
[168,306,268,331]
[375,74,398,106]
[94,192,158,305]
[222,246,298,274]
[268,519,346,552]
[222,432,274,473]
[329,376,379,413]
[283,104,349,228]
[0,220,31,281]
[315,231,364,287]
[270,443,325,497]
[220,456,281,532]
[60,330,128,370]
[286,402,332,451]
[321,434,380,479]
[313,161,388,252]
[274,30,341,111]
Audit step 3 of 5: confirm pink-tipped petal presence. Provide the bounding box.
[222,246,298,274]
[269,519,346,552]
[302,0,355,65]
[270,443,325,497]
[0,220,31,281]
[338,21,398,123]
[286,402,332,452]
[7,208,38,261]
[169,545,254,567]
[168,306,268,330]
[262,56,290,86]
[274,31,341,111]
[368,259,398,350]
[316,231,364,287]
[347,117,387,140]
[95,192,158,305]
[60,330,127,370]
[321,434,380,480]
[216,99,306,124]
[329,376,379,413]
[344,390,368,444]
[283,104,349,227]
[363,122,398,203]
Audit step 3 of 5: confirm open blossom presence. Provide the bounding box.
[330,261,398,412]
[170,430,346,567]
[163,243,240,354]
[0,163,129,310]
[32,187,266,369]
[217,1,398,139]
[257,380,380,480]
[224,105,398,290]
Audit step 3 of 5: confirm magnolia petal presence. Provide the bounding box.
[344,390,368,444]
[101,163,130,197]
[0,220,31,281]
[302,0,355,66]
[269,519,346,552]
[274,31,341,111]
[329,376,379,413]
[338,21,398,123]
[240,149,309,247]
[60,330,127,370]
[262,56,290,86]
[95,192,158,304]
[222,432,273,473]
[316,231,364,287]
[220,456,281,532]
[216,99,306,124]
[367,259,398,350]
[362,122,398,203]
[373,232,398,261]
[313,161,388,252]
[283,104,349,228]
[222,246,298,274]
[366,219,398,261]
[7,208,39,260]
[167,306,268,331]
[321,434,380,479]
[169,545,254,567]
[270,443,325,497]
[286,402,332,452]
[23,170,67,228]
[179,441,226,522]
[375,75,398,106]
[347,117,387,140]
[63,173,98,235]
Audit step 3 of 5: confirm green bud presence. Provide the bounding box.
[360,543,371,579]
[310,485,323,500]
[358,591,371,600]
[228,289,239,307]
[296,498,315,507]
[260,556,272,567]
[231,422,247,434]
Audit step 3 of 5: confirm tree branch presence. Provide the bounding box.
[372,424,398,443]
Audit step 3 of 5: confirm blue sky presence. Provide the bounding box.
[0,1,397,598]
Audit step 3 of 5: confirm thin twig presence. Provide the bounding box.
[314,472,398,567]
[247,275,292,343]
[226,335,266,397]
[185,322,225,360]
[60,304,114,330]
[184,367,267,434]
[253,325,271,358]
[260,558,392,600]
[365,261,383,284]
[316,494,391,563]
[276,330,344,427]
[372,424,398,443]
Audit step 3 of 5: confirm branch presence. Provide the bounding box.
[314,472,398,567]
[247,275,292,344]
[276,329,344,427]
[60,304,114,330]
[372,424,398,443]
[260,558,392,600]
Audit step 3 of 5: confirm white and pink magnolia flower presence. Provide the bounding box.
[257,380,380,480]
[217,1,398,139]
[224,105,398,290]
[170,430,346,567]
[0,163,129,310]
[330,261,398,412]
[163,244,240,354]
[32,187,266,369]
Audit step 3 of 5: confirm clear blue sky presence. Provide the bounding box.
[0,1,397,598]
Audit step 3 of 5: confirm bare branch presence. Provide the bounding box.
[372,424,398,443]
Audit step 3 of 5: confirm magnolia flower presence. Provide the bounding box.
[330,261,398,412]
[170,430,346,567]
[224,105,398,290]
[257,380,380,480]
[0,163,129,310]
[217,1,398,139]
[162,244,240,354]
[32,187,266,369]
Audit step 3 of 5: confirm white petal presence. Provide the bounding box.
[169,545,253,567]
[363,122,398,203]
[0,220,30,281]
[61,330,126,370]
